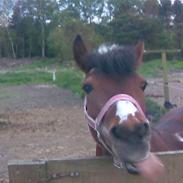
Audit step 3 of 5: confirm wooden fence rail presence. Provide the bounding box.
[8,151,183,183]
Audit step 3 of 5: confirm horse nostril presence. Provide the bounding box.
[111,123,150,141]
[111,125,128,140]
[137,122,149,138]
[111,125,121,139]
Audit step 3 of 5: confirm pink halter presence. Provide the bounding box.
[84,94,146,131]
[84,94,148,168]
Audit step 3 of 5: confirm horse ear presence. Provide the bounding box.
[73,35,88,73]
[135,41,144,68]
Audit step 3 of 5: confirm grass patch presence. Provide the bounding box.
[138,60,162,77]
[56,68,84,97]
[0,66,84,96]
[139,59,183,77]
[168,60,183,71]
[0,71,53,86]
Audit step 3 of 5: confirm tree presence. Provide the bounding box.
[21,0,59,57]
[11,0,25,57]
[173,0,183,50]
[47,16,104,60]
[0,0,16,58]
[158,0,172,28]
[1,0,182,58]
[143,0,159,18]
[107,0,145,18]
[0,27,10,57]
[60,0,106,23]
[11,0,43,57]
[98,0,175,49]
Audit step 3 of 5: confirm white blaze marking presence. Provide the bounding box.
[116,101,138,123]
[175,133,183,142]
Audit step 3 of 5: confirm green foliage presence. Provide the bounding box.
[61,0,106,23]
[138,60,162,77]
[0,73,83,99]
[16,58,60,70]
[47,27,65,58]
[173,0,183,50]
[0,71,52,86]
[1,0,183,59]
[159,0,172,26]
[0,59,84,96]
[103,0,176,49]
[9,0,60,57]
[145,98,167,123]
[108,14,162,45]
[56,69,84,97]
[47,19,104,61]
[167,60,183,71]
[0,27,11,57]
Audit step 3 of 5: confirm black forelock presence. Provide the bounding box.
[85,45,136,77]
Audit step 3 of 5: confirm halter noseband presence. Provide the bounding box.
[84,94,146,131]
[84,94,148,168]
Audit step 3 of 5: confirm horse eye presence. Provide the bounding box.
[82,84,93,94]
[141,81,148,91]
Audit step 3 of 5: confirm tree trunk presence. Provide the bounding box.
[0,43,2,58]
[6,27,16,59]
[22,35,25,58]
[29,39,32,58]
[41,22,45,57]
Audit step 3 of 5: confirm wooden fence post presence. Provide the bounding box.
[161,51,170,105]
[144,49,181,108]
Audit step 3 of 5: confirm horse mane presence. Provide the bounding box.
[85,44,136,77]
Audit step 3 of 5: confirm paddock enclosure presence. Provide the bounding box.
[1,59,183,183]
[8,151,183,183]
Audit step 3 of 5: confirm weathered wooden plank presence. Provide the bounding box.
[8,151,183,183]
[8,160,46,183]
[144,49,181,54]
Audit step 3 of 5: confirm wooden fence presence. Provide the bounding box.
[8,150,183,183]
[144,49,181,108]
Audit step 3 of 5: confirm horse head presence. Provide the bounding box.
[73,35,164,181]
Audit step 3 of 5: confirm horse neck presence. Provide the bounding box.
[150,127,169,152]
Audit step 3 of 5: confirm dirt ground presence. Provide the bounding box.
[0,58,33,69]
[145,72,183,108]
[0,85,95,183]
[0,59,183,183]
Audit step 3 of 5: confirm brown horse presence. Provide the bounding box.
[151,107,183,151]
[73,35,183,181]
